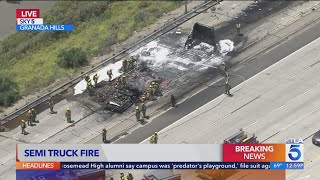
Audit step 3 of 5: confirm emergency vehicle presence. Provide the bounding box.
[29,169,105,180]
[196,129,259,179]
[142,170,181,180]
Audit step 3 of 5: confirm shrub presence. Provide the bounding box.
[57,47,87,68]
[0,74,20,107]
[134,10,147,23]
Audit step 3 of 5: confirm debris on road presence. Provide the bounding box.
[73,22,235,114]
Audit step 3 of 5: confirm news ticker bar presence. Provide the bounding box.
[17,144,304,162]
[16,24,74,31]
[16,162,304,170]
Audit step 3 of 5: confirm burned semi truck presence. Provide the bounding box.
[93,69,168,114]
[185,22,215,49]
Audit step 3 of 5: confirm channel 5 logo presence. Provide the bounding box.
[285,138,304,162]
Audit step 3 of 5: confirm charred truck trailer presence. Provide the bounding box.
[185,22,215,49]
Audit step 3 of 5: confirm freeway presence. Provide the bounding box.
[140,32,320,179]
[113,13,320,144]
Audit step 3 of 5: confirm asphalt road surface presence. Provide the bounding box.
[146,35,320,179]
[114,15,320,144]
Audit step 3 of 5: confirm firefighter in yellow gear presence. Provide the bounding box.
[87,79,93,88]
[26,110,34,126]
[150,81,158,96]
[128,56,137,69]
[65,108,72,123]
[93,73,99,86]
[122,59,128,72]
[120,172,125,180]
[87,79,94,96]
[107,69,113,82]
[150,132,158,144]
[127,173,134,180]
[135,105,140,122]
[21,120,27,134]
[149,84,155,98]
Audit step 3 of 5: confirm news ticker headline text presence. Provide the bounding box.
[17,162,304,170]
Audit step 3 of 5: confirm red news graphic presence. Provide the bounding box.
[223,144,286,162]
[16,162,60,170]
[16,9,40,18]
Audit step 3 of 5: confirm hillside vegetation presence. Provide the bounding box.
[0,1,181,108]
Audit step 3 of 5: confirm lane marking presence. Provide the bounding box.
[140,37,320,143]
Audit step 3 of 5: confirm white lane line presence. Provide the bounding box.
[140,36,320,144]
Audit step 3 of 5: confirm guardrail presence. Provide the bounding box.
[1,0,221,124]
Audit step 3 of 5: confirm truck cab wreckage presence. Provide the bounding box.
[86,59,168,114]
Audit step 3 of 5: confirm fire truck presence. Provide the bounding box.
[223,128,259,144]
[196,129,259,180]
[142,170,181,180]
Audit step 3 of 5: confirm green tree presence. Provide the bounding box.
[0,74,20,107]
[57,47,87,68]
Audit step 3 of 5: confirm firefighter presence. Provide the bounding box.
[225,81,232,96]
[151,82,158,94]
[185,35,192,49]
[150,132,158,144]
[85,75,90,83]
[128,57,133,70]
[21,120,27,134]
[107,69,113,82]
[93,73,99,86]
[27,109,33,126]
[141,103,147,118]
[122,59,128,72]
[149,84,154,98]
[135,105,140,122]
[236,22,241,35]
[120,75,126,87]
[87,79,93,89]
[171,95,176,107]
[149,82,157,97]
[120,172,125,180]
[48,98,55,114]
[87,79,94,96]
[102,128,107,143]
[127,173,134,180]
[65,108,72,123]
[220,62,227,77]
[146,91,151,100]
[0,121,4,132]
[31,109,38,123]
[129,56,137,69]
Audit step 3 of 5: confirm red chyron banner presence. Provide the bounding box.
[223,144,286,162]
[16,9,40,18]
